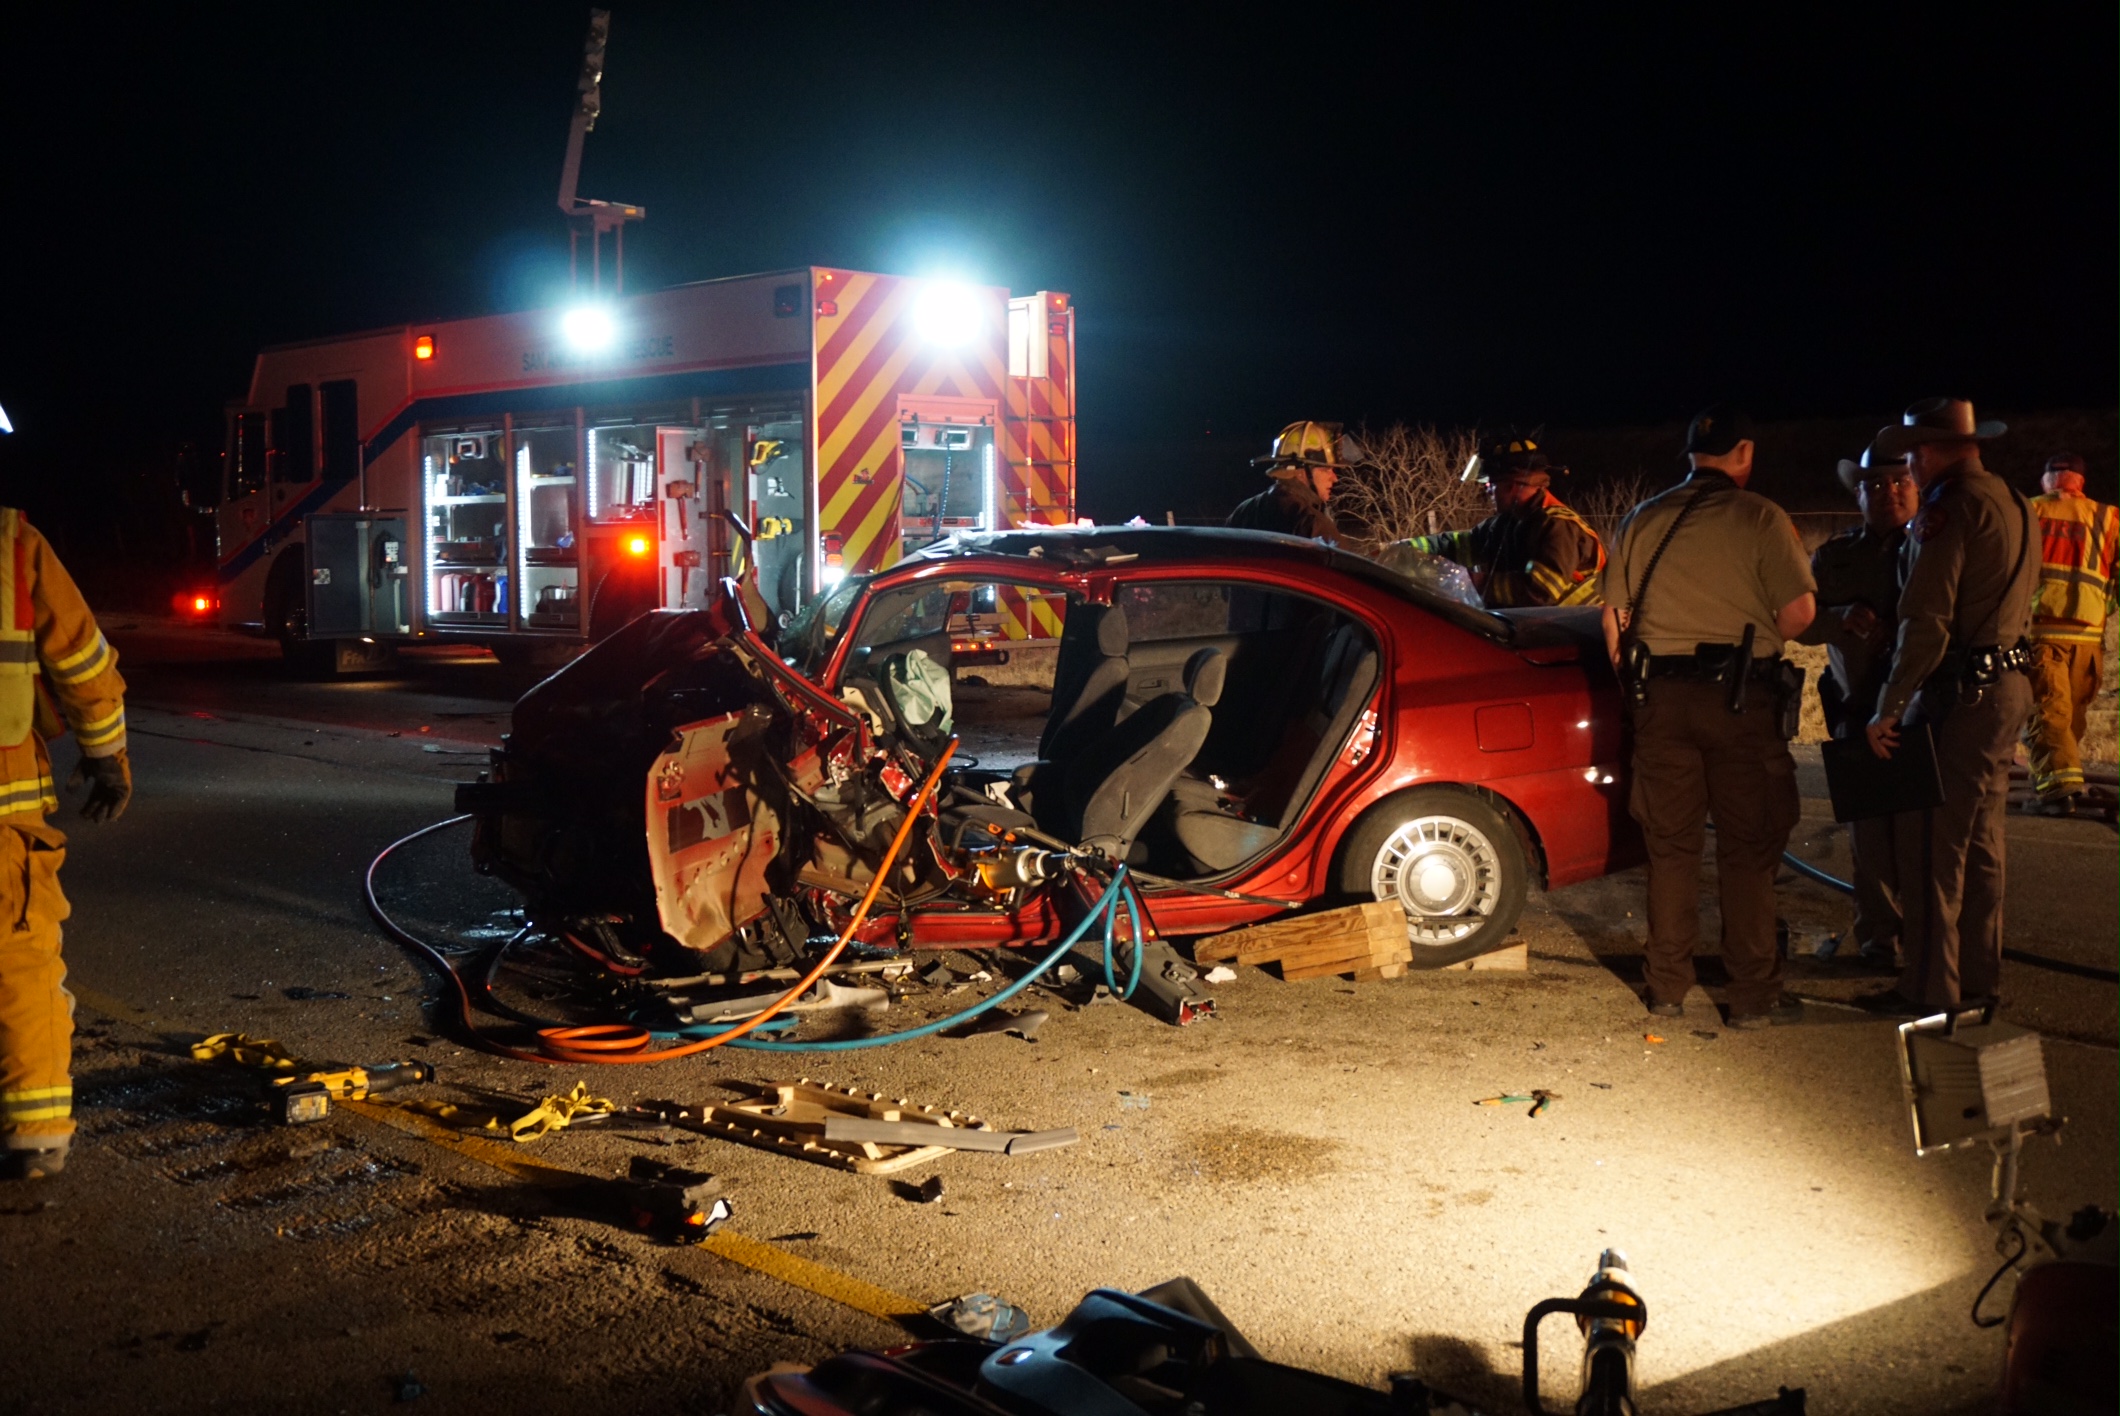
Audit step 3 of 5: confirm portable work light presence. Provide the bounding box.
[1898,1005,2052,1156]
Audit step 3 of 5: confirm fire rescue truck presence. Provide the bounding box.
[214,270,1076,669]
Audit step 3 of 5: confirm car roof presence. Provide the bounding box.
[902,525,1516,642]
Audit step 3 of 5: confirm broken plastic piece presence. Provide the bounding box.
[929,1293,1032,1343]
[1203,966,1236,984]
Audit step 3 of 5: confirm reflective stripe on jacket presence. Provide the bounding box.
[2029,493,2119,643]
[0,509,127,822]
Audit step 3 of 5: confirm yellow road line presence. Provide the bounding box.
[71,985,930,1325]
[700,1230,928,1320]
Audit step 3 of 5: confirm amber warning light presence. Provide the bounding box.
[413,334,436,361]
[172,592,219,616]
[626,535,651,557]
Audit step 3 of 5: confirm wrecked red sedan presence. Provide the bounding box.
[460,527,1635,1015]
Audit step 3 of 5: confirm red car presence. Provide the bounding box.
[463,527,1636,1002]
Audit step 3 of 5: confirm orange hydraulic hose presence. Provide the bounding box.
[530,739,958,1065]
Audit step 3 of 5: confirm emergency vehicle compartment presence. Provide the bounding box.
[305,514,409,638]
[421,428,511,627]
[898,397,999,558]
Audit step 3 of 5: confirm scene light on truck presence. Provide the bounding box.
[562,304,617,353]
[413,334,436,361]
[912,280,983,346]
[625,534,651,557]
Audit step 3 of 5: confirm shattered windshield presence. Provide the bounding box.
[781,574,867,677]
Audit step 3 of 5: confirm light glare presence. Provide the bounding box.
[562,305,617,353]
[913,281,983,346]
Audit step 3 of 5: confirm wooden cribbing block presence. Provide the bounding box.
[1193,900,1412,981]
[1442,940,1528,972]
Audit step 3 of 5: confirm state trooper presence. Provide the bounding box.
[1599,405,1815,1029]
[1798,443,1919,970]
[1860,398,2035,1015]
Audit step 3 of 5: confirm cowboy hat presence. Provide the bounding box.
[1835,441,1908,494]
[1870,397,2006,459]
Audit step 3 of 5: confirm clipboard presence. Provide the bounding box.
[1820,723,1945,823]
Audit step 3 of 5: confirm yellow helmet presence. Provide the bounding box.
[1254,420,1366,472]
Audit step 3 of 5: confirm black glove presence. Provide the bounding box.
[67,749,131,823]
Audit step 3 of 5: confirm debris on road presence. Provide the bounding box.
[676,1079,1001,1174]
[504,1082,618,1142]
[603,1156,732,1241]
[1644,1034,1666,1045]
[1203,965,1237,984]
[1117,1090,1152,1111]
[679,978,887,1025]
[1475,1089,1560,1117]
[949,1007,1048,1040]
[928,1293,1033,1343]
[821,1116,1078,1155]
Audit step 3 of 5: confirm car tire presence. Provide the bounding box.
[1335,786,1528,968]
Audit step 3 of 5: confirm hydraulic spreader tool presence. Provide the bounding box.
[273,1062,436,1125]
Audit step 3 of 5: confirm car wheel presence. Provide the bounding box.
[1337,786,1528,967]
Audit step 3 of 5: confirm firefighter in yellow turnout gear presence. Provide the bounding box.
[0,508,130,1180]
[2022,453,2118,809]
[1387,437,1606,608]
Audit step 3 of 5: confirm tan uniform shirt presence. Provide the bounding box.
[1879,456,2035,721]
[1598,472,1815,656]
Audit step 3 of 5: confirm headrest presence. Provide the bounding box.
[1183,647,1225,708]
[1094,604,1130,658]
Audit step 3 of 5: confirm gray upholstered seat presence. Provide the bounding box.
[1058,647,1222,860]
[1171,625,1377,872]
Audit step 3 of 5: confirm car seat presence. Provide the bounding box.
[1040,603,1131,763]
[1056,647,1223,861]
[1168,624,1377,873]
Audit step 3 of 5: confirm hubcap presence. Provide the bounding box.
[1370,814,1503,946]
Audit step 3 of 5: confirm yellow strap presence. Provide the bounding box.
[189,1031,305,1072]
[498,1080,617,1142]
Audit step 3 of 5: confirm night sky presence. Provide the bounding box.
[3,3,2112,538]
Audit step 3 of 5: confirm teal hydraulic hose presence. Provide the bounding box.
[1107,876,1144,1002]
[698,868,1137,1053]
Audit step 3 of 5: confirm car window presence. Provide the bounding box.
[781,574,866,677]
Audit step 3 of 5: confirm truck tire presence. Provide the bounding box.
[264,552,335,676]
[1335,786,1528,968]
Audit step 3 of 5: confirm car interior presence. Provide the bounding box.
[837,579,1381,882]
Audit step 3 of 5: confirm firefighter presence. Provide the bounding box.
[1389,436,1606,607]
[1798,444,1919,970]
[2021,451,2117,812]
[0,507,130,1181]
[1861,398,2034,1016]
[1227,420,1354,541]
[1598,405,1815,1028]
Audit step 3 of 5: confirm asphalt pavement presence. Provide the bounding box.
[1,622,2112,1415]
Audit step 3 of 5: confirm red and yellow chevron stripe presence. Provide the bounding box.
[1001,292,1076,536]
[812,270,1008,575]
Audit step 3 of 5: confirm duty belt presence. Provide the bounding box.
[1642,651,1784,683]
[1956,640,2031,687]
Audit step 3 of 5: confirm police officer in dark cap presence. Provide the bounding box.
[1599,404,1816,1028]
[1859,398,2035,1016]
